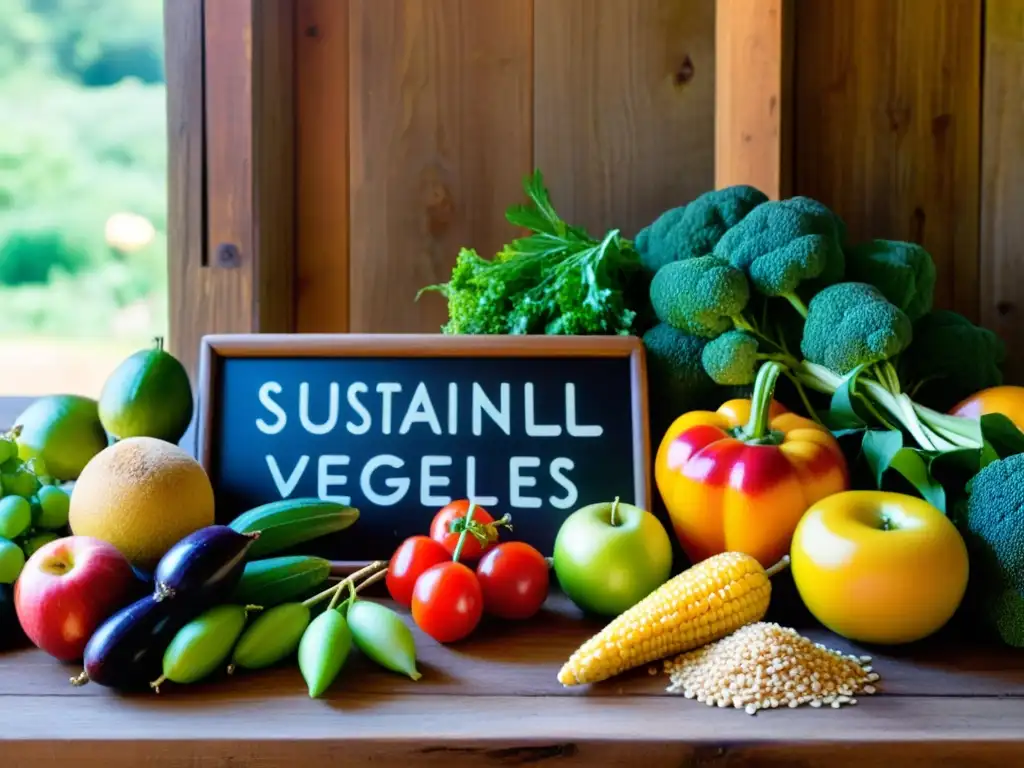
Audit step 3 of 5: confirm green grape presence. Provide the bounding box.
[2,469,40,499]
[0,438,15,466]
[36,486,70,531]
[22,532,58,557]
[23,457,47,478]
[0,458,20,474]
[0,538,24,584]
[0,497,31,540]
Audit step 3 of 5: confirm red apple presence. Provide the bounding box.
[15,536,137,661]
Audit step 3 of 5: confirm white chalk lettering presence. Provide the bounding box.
[448,383,458,435]
[299,381,339,435]
[510,456,542,508]
[318,455,351,504]
[256,382,287,434]
[346,382,371,434]
[465,456,499,506]
[376,382,402,435]
[420,456,452,506]
[399,382,442,435]
[360,455,410,505]
[549,457,578,509]
[266,454,308,497]
[472,382,511,436]
[565,383,602,437]
[524,384,561,437]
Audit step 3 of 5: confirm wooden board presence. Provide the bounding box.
[167,0,297,385]
[981,1,1024,385]
[295,0,350,333]
[793,0,983,320]
[715,0,793,199]
[534,0,716,239]
[347,0,534,333]
[3,591,1024,767]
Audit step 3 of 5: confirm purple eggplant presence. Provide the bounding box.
[71,593,193,690]
[153,525,259,602]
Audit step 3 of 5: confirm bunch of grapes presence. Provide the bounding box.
[0,427,72,587]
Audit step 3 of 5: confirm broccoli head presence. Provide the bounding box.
[844,239,936,321]
[649,256,750,339]
[897,310,1006,412]
[963,452,1024,646]
[635,185,768,275]
[712,197,846,313]
[642,322,721,435]
[800,282,913,375]
[701,330,760,386]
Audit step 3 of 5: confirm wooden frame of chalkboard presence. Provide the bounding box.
[196,333,650,569]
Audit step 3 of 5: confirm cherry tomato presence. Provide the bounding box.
[411,561,483,643]
[386,536,451,607]
[429,500,500,564]
[476,542,550,620]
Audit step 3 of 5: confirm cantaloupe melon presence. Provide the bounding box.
[69,437,214,569]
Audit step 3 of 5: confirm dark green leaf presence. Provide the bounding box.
[889,448,946,512]
[827,365,868,430]
[981,440,1000,468]
[861,430,903,488]
[980,413,1024,458]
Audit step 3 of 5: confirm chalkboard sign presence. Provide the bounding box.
[196,334,649,565]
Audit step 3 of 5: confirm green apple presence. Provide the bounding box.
[553,498,673,617]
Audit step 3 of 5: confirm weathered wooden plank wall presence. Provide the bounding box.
[981,0,1024,384]
[290,0,1024,384]
[293,0,718,333]
[793,0,983,323]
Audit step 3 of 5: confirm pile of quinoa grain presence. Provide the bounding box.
[663,622,880,715]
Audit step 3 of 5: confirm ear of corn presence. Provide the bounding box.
[557,551,784,686]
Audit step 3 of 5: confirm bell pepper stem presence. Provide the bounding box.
[744,361,783,441]
[451,502,477,563]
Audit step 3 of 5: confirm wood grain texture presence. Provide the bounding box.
[981,1,1024,385]
[348,0,533,333]
[3,592,1024,766]
[252,0,296,333]
[534,0,715,239]
[295,0,350,332]
[715,0,792,199]
[165,0,206,379]
[794,0,983,320]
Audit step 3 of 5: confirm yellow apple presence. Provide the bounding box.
[790,490,969,645]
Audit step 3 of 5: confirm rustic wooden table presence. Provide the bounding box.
[1,591,1023,767]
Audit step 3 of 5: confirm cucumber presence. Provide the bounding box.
[231,555,332,607]
[228,498,359,558]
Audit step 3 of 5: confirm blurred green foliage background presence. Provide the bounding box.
[0,0,167,345]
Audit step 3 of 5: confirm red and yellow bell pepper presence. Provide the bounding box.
[655,362,848,568]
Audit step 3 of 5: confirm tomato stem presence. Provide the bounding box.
[451,502,477,563]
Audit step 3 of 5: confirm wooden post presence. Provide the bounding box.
[714,0,792,199]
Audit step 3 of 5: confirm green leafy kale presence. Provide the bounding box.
[419,171,643,336]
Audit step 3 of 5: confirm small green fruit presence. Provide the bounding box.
[154,604,249,691]
[347,600,421,681]
[0,539,25,583]
[230,602,311,671]
[552,498,673,617]
[99,337,194,445]
[14,395,107,481]
[298,608,352,698]
[0,497,31,540]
